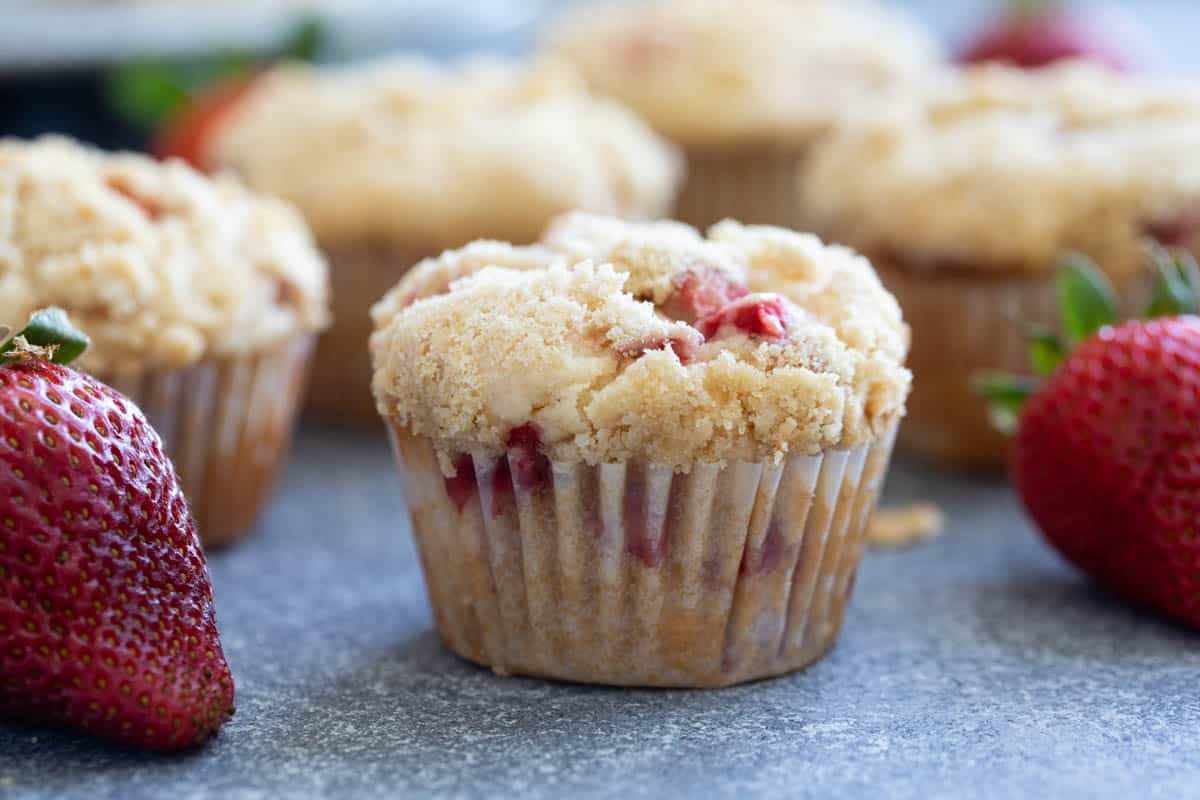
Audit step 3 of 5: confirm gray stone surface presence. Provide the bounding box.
[2,424,1198,799]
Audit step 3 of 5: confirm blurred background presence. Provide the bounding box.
[0,0,1196,152]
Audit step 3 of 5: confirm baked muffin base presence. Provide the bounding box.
[387,423,897,688]
[100,336,314,548]
[675,146,810,232]
[308,240,436,423]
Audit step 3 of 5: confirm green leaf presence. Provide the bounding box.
[1012,0,1055,16]
[281,16,327,61]
[1145,246,1200,318]
[0,308,90,365]
[972,372,1040,436]
[106,62,193,129]
[1026,325,1065,377]
[1057,253,1118,344]
[105,17,326,133]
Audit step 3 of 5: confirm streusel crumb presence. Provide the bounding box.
[547,0,941,149]
[371,214,910,469]
[0,136,329,374]
[804,62,1200,277]
[866,503,944,548]
[211,57,683,245]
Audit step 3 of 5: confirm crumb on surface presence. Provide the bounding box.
[866,502,944,549]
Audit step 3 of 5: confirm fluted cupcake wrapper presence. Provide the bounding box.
[879,263,1057,470]
[309,240,433,422]
[388,424,898,688]
[675,146,812,233]
[98,336,314,548]
[876,259,1148,470]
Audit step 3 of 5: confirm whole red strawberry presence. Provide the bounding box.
[977,250,1200,627]
[959,0,1151,72]
[0,310,234,751]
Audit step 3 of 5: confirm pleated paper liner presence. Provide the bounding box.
[875,257,1148,470]
[307,240,437,422]
[99,336,314,548]
[388,423,898,688]
[675,146,811,233]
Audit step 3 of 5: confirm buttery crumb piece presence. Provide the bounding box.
[866,503,943,548]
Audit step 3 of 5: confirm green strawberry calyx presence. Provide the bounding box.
[973,246,1200,434]
[1010,0,1058,19]
[0,308,91,366]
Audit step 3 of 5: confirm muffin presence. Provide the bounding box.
[0,136,330,547]
[370,213,910,687]
[209,57,682,421]
[547,0,941,231]
[803,62,1200,470]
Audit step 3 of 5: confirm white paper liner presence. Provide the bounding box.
[675,146,812,233]
[388,423,898,688]
[98,336,314,548]
[309,240,432,422]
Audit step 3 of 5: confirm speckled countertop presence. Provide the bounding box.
[3,424,1197,799]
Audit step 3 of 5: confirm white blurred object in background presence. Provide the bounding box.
[0,0,551,72]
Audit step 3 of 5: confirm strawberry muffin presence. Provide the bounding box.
[546,0,941,231]
[370,213,910,687]
[208,57,682,421]
[803,62,1200,469]
[0,136,330,547]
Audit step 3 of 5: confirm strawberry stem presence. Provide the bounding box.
[0,308,90,366]
[973,372,1041,435]
[1010,0,1057,19]
[1057,253,1118,344]
[1026,324,1066,376]
[1144,245,1200,318]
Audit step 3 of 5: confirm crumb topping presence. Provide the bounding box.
[0,136,329,374]
[803,62,1200,276]
[371,213,910,468]
[867,503,944,548]
[211,57,683,244]
[546,0,942,149]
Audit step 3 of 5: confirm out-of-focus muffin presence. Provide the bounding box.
[547,0,942,231]
[803,62,1200,469]
[0,136,330,546]
[208,57,683,421]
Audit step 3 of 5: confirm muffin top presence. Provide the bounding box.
[210,57,683,245]
[371,213,910,470]
[0,136,329,375]
[803,62,1200,277]
[546,0,941,150]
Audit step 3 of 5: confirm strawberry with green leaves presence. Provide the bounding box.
[0,310,234,751]
[977,249,1200,628]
